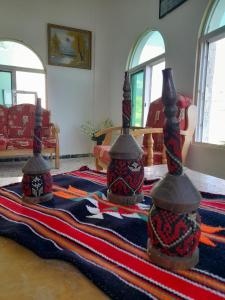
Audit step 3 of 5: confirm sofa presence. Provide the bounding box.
[0,103,60,168]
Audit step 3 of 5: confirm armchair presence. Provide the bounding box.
[93,94,197,171]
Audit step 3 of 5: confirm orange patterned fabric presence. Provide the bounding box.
[93,145,111,164]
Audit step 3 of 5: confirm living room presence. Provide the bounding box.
[0,0,225,299]
[1,0,224,179]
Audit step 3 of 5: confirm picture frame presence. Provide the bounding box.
[47,23,92,69]
[159,0,188,19]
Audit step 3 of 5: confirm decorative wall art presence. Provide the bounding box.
[48,23,92,69]
[159,0,188,18]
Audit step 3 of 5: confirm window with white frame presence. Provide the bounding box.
[196,0,225,145]
[128,30,165,127]
[0,40,46,108]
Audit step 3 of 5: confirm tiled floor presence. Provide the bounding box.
[0,156,96,186]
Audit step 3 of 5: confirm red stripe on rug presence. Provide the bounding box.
[201,200,225,212]
[68,171,107,185]
[0,196,224,300]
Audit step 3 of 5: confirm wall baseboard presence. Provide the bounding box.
[0,153,92,163]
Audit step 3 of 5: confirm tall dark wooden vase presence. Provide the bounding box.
[107,72,144,205]
[147,68,201,270]
[22,98,53,203]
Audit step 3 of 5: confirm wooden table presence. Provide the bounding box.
[1,165,225,300]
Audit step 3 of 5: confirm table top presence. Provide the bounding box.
[0,165,225,300]
[145,164,225,195]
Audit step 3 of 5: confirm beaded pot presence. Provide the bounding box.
[107,72,144,205]
[147,68,201,270]
[22,98,53,203]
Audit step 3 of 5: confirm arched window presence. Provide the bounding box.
[0,40,46,107]
[128,30,165,126]
[196,0,225,145]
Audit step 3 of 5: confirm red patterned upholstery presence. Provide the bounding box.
[7,138,33,150]
[0,136,7,150]
[0,104,59,168]
[142,94,192,165]
[0,106,8,136]
[42,127,50,138]
[8,104,35,138]
[0,104,55,149]
[42,137,56,148]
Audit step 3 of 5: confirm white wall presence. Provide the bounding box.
[0,0,112,155]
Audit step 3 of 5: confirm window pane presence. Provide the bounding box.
[16,71,46,107]
[202,37,225,144]
[130,31,165,68]
[0,41,43,69]
[150,61,165,102]
[131,71,144,127]
[16,93,36,105]
[205,0,225,33]
[0,71,13,106]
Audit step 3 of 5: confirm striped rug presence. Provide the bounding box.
[0,166,224,299]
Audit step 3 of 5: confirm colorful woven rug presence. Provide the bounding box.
[0,166,225,299]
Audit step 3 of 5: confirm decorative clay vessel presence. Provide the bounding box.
[147,68,201,270]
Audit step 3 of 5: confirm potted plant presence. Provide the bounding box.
[81,118,113,145]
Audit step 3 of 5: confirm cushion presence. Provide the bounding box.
[42,137,56,148]
[0,136,7,150]
[8,104,35,138]
[7,138,33,150]
[0,105,8,136]
[8,104,51,138]
[42,110,50,127]
[42,127,51,138]
[7,137,56,150]
[0,104,55,154]
[93,145,111,165]
[8,126,33,139]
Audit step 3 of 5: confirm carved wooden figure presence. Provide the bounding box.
[107,72,144,205]
[22,98,53,203]
[147,68,201,270]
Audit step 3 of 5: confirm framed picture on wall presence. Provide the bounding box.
[159,0,188,19]
[48,23,92,69]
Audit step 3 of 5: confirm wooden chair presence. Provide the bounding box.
[93,94,197,171]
